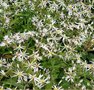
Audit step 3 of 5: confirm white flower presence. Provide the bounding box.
[38,0,48,8]
[6,88,12,90]
[81,85,86,90]
[40,28,48,36]
[60,12,65,19]
[41,44,49,51]
[49,2,59,12]
[47,15,51,19]
[29,51,42,61]
[23,75,28,82]
[14,70,24,77]
[33,63,43,72]
[32,16,38,23]
[4,35,9,40]
[85,63,94,70]
[65,66,76,83]
[36,20,43,29]
[13,70,27,83]
[5,17,10,24]
[76,54,81,63]
[13,51,29,61]
[5,63,12,69]
[25,61,35,70]
[77,59,81,64]
[0,70,6,76]
[53,85,64,90]
[1,35,13,45]
[67,5,73,16]
[29,74,38,84]
[14,44,25,51]
[56,0,65,7]
[0,42,6,46]
[65,75,74,82]
[2,2,9,9]
[34,74,50,89]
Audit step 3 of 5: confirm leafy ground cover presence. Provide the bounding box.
[0,0,94,90]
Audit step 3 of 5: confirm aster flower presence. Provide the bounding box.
[13,51,29,61]
[33,63,43,72]
[13,70,27,83]
[2,2,9,9]
[52,85,64,90]
[34,74,50,89]
[14,44,25,51]
[28,74,37,82]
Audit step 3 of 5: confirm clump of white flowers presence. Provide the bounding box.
[0,0,94,89]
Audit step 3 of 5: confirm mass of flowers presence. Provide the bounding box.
[0,0,94,90]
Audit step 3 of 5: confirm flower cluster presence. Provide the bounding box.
[0,0,94,90]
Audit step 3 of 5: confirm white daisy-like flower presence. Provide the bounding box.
[53,85,64,90]
[13,70,27,83]
[2,2,9,9]
[13,51,29,61]
[34,74,50,89]
[14,44,25,51]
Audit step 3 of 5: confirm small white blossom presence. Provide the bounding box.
[2,2,9,9]
[13,70,27,83]
[0,70,6,76]
[53,85,64,90]
[35,74,50,89]
[13,51,29,61]
[81,85,86,90]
